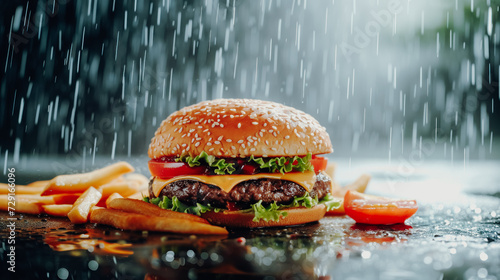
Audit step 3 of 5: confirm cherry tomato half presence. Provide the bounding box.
[310,156,328,173]
[148,160,205,179]
[344,190,418,225]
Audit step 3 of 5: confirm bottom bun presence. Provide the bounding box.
[201,205,327,228]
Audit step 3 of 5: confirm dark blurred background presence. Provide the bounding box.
[1,0,499,173]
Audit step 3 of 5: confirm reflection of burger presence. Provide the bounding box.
[145,99,339,228]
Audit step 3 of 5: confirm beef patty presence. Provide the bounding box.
[148,172,331,209]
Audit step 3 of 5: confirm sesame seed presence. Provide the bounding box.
[237,140,244,144]
[195,142,200,147]
[271,147,277,151]
[218,136,223,141]
[252,122,258,125]
[226,139,232,142]
[214,141,221,144]
[301,141,306,145]
[237,123,241,128]
[250,148,256,152]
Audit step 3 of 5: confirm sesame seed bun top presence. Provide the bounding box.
[148,99,333,159]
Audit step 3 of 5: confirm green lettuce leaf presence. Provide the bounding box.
[248,154,313,174]
[285,192,318,208]
[252,200,288,222]
[145,196,223,216]
[319,193,342,211]
[176,151,236,175]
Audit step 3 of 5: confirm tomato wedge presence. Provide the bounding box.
[344,190,418,225]
[148,160,205,179]
[310,156,328,173]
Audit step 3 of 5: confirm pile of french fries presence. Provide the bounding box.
[0,162,228,235]
[324,163,371,215]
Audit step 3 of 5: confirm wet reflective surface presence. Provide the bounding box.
[1,159,500,280]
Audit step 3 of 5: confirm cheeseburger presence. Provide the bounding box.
[145,99,340,227]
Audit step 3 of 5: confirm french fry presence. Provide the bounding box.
[123,173,149,187]
[324,162,337,181]
[327,174,371,215]
[42,204,73,217]
[90,208,228,235]
[331,180,343,197]
[324,162,343,197]
[41,162,134,196]
[343,174,370,194]
[105,193,123,208]
[0,184,44,194]
[68,187,102,224]
[127,191,147,200]
[108,198,210,224]
[0,194,80,206]
[95,181,141,207]
[27,180,50,187]
[52,194,81,204]
[331,174,371,197]
[0,195,43,214]
[98,181,141,198]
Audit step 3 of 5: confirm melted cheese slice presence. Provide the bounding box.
[152,171,318,197]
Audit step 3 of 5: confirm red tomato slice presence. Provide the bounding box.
[344,190,418,225]
[310,156,328,173]
[241,164,257,175]
[148,160,205,179]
